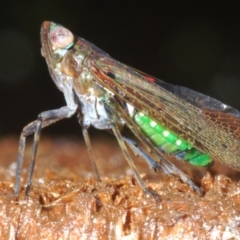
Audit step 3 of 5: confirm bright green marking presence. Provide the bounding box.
[175,139,190,151]
[154,125,164,133]
[133,112,212,167]
[189,154,212,166]
[162,142,179,152]
[163,130,169,137]
[134,113,149,126]
[149,120,157,127]
[141,124,156,136]
[164,130,177,143]
[183,149,201,160]
[140,114,150,124]
[150,133,168,146]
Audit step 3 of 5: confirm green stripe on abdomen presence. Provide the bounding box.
[133,112,212,167]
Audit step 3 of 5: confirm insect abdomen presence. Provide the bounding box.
[133,112,212,167]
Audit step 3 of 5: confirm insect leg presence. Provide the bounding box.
[122,136,171,175]
[14,106,76,198]
[82,128,101,181]
[104,103,160,199]
[76,107,102,182]
[112,124,160,199]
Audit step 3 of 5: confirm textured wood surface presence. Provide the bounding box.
[0,136,240,239]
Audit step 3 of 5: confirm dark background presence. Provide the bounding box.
[1,1,240,137]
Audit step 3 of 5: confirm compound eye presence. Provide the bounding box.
[49,26,74,50]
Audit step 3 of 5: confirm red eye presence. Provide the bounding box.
[49,26,74,50]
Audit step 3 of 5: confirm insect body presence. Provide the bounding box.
[14,21,240,198]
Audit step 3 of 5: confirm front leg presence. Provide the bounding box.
[14,106,76,198]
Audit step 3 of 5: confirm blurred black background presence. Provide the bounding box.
[1,1,240,137]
